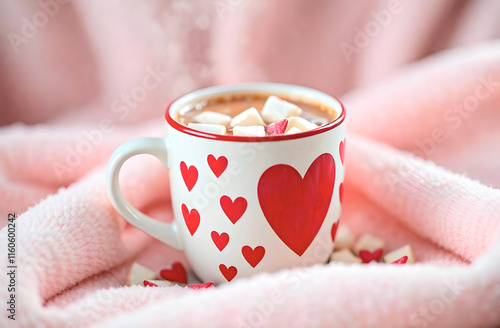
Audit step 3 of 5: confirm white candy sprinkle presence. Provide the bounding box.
[261,95,303,123]
[330,249,362,264]
[384,244,416,264]
[334,225,356,251]
[233,125,266,137]
[285,116,318,133]
[193,111,232,125]
[353,234,385,254]
[126,263,157,286]
[188,123,227,135]
[285,126,303,134]
[230,107,265,127]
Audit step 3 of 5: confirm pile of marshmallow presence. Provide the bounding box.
[125,262,215,290]
[330,224,417,265]
[123,225,417,290]
[187,95,319,136]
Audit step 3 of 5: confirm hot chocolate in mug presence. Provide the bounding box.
[106,83,346,284]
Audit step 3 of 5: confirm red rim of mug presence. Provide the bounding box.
[164,85,346,142]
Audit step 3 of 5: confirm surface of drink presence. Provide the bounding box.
[175,93,337,136]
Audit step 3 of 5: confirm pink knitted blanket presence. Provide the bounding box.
[1,1,499,327]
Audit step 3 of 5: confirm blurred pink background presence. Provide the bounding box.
[1,0,498,125]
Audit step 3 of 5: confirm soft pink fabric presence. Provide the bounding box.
[1,1,500,327]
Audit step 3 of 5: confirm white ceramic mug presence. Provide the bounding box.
[106,83,346,284]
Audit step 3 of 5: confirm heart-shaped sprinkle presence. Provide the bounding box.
[242,246,265,268]
[180,161,198,191]
[359,248,383,263]
[207,155,228,178]
[266,119,288,135]
[219,264,237,282]
[188,282,215,290]
[160,262,188,283]
[391,256,408,265]
[181,204,200,236]
[143,280,158,287]
[220,195,247,224]
[211,231,229,251]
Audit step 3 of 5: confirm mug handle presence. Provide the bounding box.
[106,137,183,250]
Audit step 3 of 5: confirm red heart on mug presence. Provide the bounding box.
[331,220,339,243]
[182,204,200,236]
[211,231,229,251]
[180,161,198,191]
[258,153,336,256]
[207,155,228,178]
[160,262,187,283]
[220,196,247,224]
[242,246,265,268]
[219,264,237,282]
[339,139,345,165]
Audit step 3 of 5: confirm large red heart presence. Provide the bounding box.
[207,155,228,178]
[160,262,187,283]
[220,196,247,224]
[242,246,265,268]
[211,231,229,251]
[181,204,200,236]
[258,153,336,256]
[219,264,237,282]
[180,161,198,191]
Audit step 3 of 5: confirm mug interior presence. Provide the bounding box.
[165,83,345,142]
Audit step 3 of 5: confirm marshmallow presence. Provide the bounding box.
[333,225,356,251]
[383,244,416,264]
[126,263,157,286]
[233,125,266,137]
[193,111,232,125]
[330,249,362,264]
[261,95,303,123]
[353,234,385,254]
[285,116,318,133]
[285,127,302,134]
[188,123,227,135]
[230,107,265,127]
[143,280,174,287]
